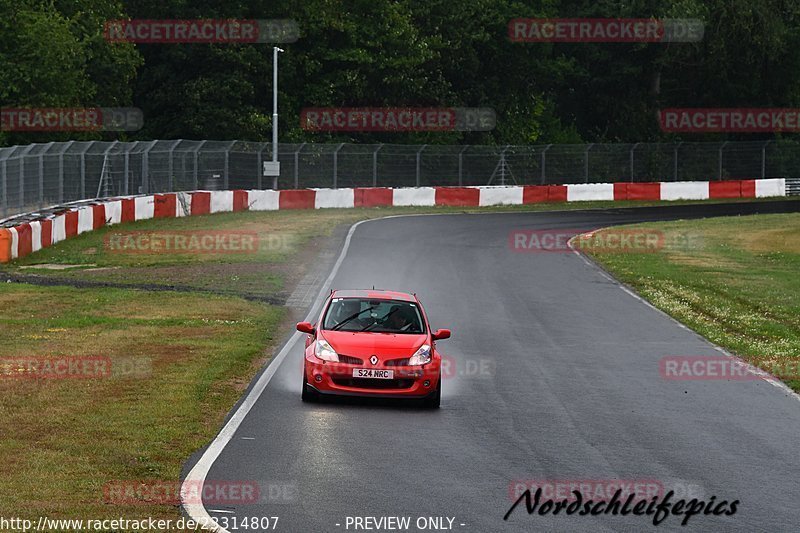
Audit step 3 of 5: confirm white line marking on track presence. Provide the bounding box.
[568,229,800,405]
[181,219,371,532]
[182,211,800,532]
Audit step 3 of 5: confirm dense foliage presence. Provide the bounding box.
[2,0,799,145]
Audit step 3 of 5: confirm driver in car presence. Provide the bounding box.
[385,305,417,332]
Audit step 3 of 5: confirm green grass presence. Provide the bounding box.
[0,197,796,523]
[0,284,282,519]
[583,213,800,392]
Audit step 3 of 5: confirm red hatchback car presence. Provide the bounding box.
[297,289,451,408]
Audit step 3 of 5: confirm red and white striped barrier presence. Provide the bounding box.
[0,179,786,263]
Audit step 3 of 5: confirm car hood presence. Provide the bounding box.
[320,330,427,358]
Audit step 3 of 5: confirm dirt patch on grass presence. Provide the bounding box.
[734,228,800,254]
[666,252,745,271]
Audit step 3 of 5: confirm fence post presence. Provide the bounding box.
[59,141,73,203]
[168,142,176,191]
[142,141,156,194]
[98,141,118,198]
[273,143,280,191]
[192,140,206,190]
[761,140,770,179]
[223,148,229,190]
[332,143,344,189]
[458,146,469,186]
[541,144,552,184]
[629,142,640,182]
[718,141,728,181]
[18,144,37,209]
[193,144,199,190]
[416,145,427,187]
[39,145,49,205]
[1,157,7,215]
[80,143,90,199]
[257,144,265,189]
[142,146,147,194]
[294,143,305,189]
[142,145,149,194]
[492,145,512,186]
[584,144,593,182]
[373,144,383,187]
[58,148,64,202]
[124,144,131,195]
[673,142,682,181]
[80,152,85,199]
[19,152,25,209]
[221,140,236,190]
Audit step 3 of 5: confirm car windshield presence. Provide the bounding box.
[322,298,425,334]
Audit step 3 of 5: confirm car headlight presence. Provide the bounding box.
[315,339,339,362]
[408,344,431,366]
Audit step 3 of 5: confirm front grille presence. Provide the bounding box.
[385,358,410,367]
[337,354,363,365]
[332,377,415,389]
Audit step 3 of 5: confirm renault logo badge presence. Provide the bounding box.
[370,355,378,365]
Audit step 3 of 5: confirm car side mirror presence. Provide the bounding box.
[296,321,315,335]
[432,329,451,341]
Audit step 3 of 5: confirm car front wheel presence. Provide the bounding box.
[301,372,319,402]
[422,380,441,408]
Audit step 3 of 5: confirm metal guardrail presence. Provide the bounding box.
[786,177,800,196]
[1,140,800,218]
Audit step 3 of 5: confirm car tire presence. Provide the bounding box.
[301,372,319,402]
[423,380,441,409]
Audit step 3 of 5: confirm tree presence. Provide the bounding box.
[0,0,141,145]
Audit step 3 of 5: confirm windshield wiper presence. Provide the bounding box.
[331,306,376,331]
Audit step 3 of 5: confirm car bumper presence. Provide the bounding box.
[304,356,440,398]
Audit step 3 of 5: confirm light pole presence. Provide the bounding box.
[263,46,284,189]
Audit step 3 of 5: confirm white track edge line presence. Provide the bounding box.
[183,212,800,531]
[181,218,370,532]
[568,230,800,405]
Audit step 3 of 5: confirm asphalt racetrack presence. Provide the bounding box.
[189,200,800,532]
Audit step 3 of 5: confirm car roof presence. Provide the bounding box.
[331,289,417,302]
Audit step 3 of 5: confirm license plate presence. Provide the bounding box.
[353,368,394,379]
